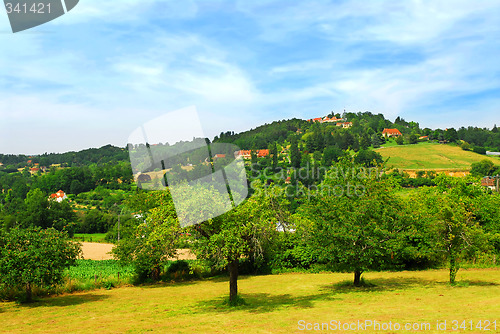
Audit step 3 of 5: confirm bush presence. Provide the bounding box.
[473,146,487,155]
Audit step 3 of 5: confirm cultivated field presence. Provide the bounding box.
[1,268,498,333]
[376,142,500,170]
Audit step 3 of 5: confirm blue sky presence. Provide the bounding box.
[1,0,500,154]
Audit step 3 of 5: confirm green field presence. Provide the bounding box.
[73,233,108,243]
[1,268,499,333]
[376,142,500,170]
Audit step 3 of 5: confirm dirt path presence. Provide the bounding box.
[80,242,196,261]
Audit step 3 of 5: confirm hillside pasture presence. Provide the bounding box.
[1,268,498,333]
[376,142,500,170]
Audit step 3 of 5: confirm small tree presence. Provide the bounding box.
[371,134,381,148]
[395,135,404,145]
[113,191,180,281]
[413,176,491,284]
[189,183,279,303]
[0,227,81,302]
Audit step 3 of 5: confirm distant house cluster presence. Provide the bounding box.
[235,149,270,159]
[307,116,352,128]
[382,128,403,138]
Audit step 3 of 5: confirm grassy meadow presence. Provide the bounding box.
[73,233,108,243]
[376,142,500,170]
[1,268,499,333]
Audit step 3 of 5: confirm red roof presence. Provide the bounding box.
[50,190,66,199]
[382,128,402,135]
[214,154,226,158]
[236,150,251,157]
[257,149,269,158]
[482,176,498,187]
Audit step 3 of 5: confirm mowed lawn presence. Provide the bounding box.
[1,269,499,333]
[376,142,500,169]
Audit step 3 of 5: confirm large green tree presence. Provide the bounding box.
[296,159,409,285]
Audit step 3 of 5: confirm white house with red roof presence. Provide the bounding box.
[49,190,67,202]
[382,128,403,138]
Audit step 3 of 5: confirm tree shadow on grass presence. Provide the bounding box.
[137,274,252,289]
[202,274,252,283]
[452,280,500,287]
[320,277,438,294]
[321,277,500,293]
[137,280,198,289]
[195,292,337,314]
[21,293,110,308]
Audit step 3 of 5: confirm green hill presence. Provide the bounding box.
[376,141,500,170]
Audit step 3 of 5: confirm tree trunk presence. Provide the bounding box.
[228,258,239,303]
[353,270,362,286]
[449,255,459,284]
[25,283,32,302]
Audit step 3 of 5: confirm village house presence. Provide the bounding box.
[419,136,429,140]
[481,176,499,191]
[336,121,353,128]
[257,149,269,158]
[49,190,68,202]
[235,150,252,159]
[382,128,403,138]
[235,149,269,159]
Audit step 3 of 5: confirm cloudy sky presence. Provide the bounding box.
[1,0,499,154]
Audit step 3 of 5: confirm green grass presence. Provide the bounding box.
[1,268,499,333]
[376,141,500,170]
[73,233,108,243]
